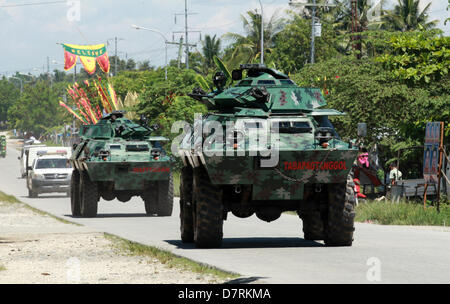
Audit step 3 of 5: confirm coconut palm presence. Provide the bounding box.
[382,0,438,31]
[202,34,221,69]
[223,9,285,68]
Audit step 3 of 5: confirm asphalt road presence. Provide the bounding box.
[1,141,449,283]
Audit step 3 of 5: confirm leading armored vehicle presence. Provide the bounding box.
[70,111,173,217]
[178,64,359,248]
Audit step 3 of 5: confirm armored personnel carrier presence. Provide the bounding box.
[178,64,359,248]
[70,111,173,217]
[0,135,6,158]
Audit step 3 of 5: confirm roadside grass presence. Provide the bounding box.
[355,200,450,226]
[284,199,450,226]
[0,190,79,226]
[0,265,6,271]
[173,171,180,197]
[0,192,22,204]
[105,233,239,281]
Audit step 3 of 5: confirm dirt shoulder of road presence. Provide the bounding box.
[0,199,234,284]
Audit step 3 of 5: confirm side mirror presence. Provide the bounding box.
[357,123,367,138]
[27,166,33,171]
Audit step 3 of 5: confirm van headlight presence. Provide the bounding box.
[34,174,45,180]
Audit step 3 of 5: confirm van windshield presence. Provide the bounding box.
[35,159,71,169]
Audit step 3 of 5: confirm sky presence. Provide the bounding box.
[0,0,448,77]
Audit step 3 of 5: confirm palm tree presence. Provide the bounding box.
[223,9,285,67]
[202,34,221,69]
[189,35,222,76]
[332,0,386,34]
[382,0,438,31]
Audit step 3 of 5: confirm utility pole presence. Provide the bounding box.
[115,37,118,75]
[47,56,53,88]
[185,0,188,69]
[107,37,124,76]
[258,0,264,64]
[289,0,336,64]
[351,0,362,59]
[174,0,200,69]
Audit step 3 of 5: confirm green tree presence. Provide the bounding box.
[382,0,438,31]
[7,81,67,137]
[0,78,20,124]
[202,34,221,69]
[223,9,285,68]
[270,13,340,73]
[135,67,207,140]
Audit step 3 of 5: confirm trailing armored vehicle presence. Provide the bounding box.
[0,135,6,158]
[178,64,359,248]
[70,111,173,218]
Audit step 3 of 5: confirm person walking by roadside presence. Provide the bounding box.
[389,164,403,186]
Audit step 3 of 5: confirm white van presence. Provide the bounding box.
[19,144,47,177]
[27,153,73,197]
[23,146,71,178]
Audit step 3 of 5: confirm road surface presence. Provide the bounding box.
[1,140,449,283]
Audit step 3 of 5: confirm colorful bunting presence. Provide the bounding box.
[62,43,110,75]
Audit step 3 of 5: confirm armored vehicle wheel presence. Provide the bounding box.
[156,173,173,216]
[180,166,194,243]
[300,211,325,241]
[117,193,132,203]
[71,170,81,216]
[101,193,115,201]
[324,173,356,246]
[70,174,80,216]
[143,188,158,215]
[193,167,223,248]
[79,171,98,218]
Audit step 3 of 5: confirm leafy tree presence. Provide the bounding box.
[126,58,137,70]
[223,9,285,68]
[202,34,222,69]
[138,60,153,71]
[382,0,438,31]
[134,67,207,140]
[269,13,340,73]
[377,30,449,84]
[0,78,20,124]
[7,81,67,137]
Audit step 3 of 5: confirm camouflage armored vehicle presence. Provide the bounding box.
[0,135,6,158]
[178,64,359,248]
[70,111,173,218]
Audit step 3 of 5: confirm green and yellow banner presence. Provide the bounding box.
[63,43,110,75]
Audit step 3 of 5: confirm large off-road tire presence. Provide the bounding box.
[300,210,325,241]
[156,173,174,216]
[71,170,81,216]
[143,187,158,215]
[325,173,356,246]
[193,167,223,248]
[79,171,99,218]
[142,175,173,216]
[180,166,194,243]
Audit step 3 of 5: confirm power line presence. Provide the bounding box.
[173,0,201,69]
[0,1,67,8]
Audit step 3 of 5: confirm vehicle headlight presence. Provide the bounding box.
[34,174,45,180]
